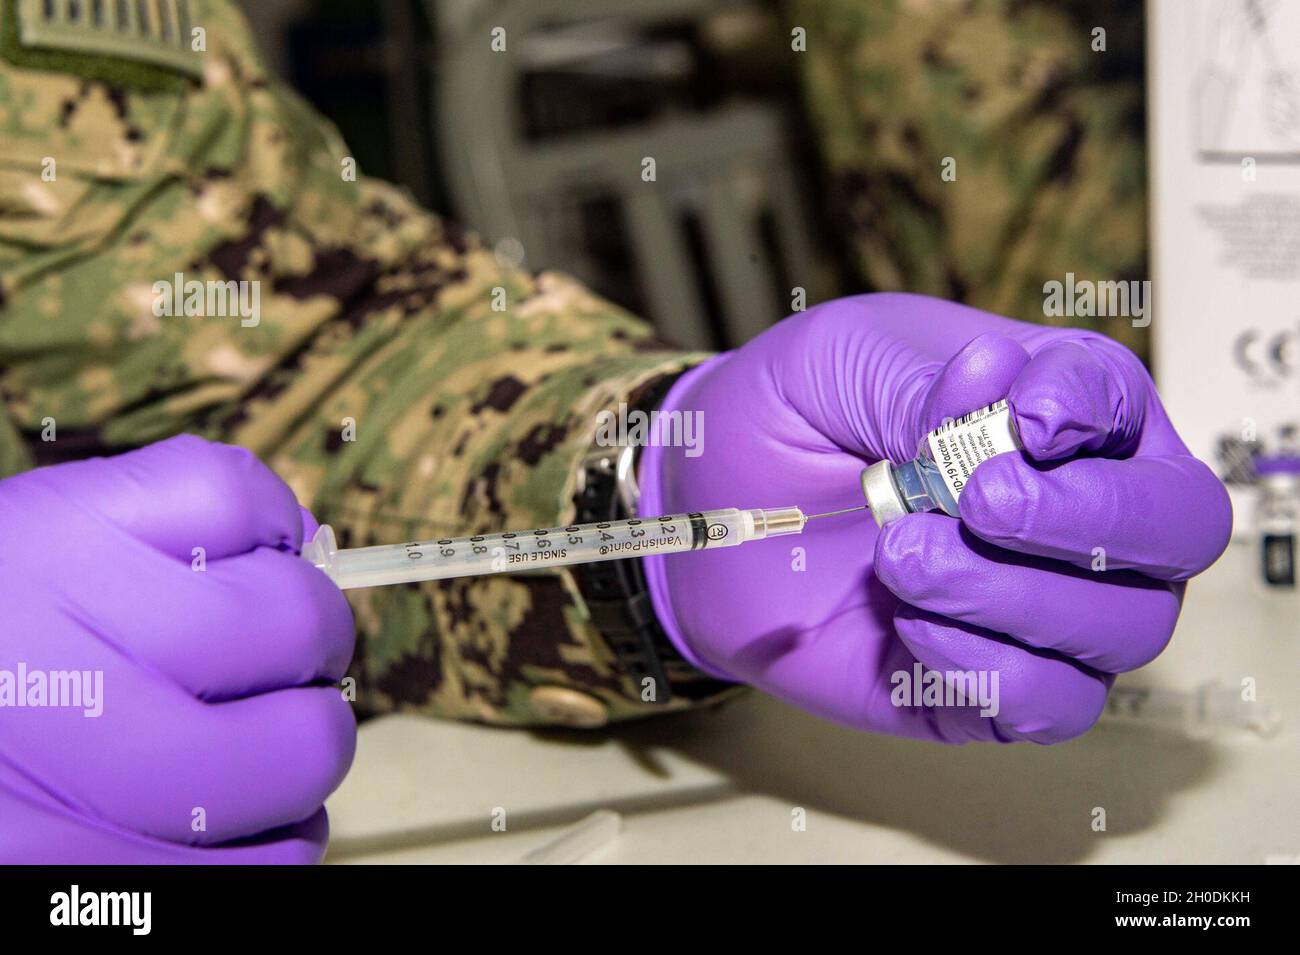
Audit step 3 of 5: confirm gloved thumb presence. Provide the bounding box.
[298,506,322,550]
[917,332,1031,436]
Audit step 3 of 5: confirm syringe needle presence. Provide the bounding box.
[804,504,870,521]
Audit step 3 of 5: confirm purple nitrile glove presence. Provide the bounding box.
[639,293,1232,743]
[0,435,356,863]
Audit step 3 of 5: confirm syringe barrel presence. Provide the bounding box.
[304,506,803,590]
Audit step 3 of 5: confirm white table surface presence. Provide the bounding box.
[325,541,1299,864]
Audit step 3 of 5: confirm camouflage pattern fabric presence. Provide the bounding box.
[785,0,1150,360]
[0,0,716,726]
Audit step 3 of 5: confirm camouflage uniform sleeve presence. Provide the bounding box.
[0,0,738,726]
[786,0,1150,360]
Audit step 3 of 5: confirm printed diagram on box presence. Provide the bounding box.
[1193,0,1300,162]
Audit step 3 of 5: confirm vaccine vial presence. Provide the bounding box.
[861,399,1022,526]
[1255,456,1299,590]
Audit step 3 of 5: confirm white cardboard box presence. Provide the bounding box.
[1148,0,1300,532]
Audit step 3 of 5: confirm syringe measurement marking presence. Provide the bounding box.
[397,516,691,566]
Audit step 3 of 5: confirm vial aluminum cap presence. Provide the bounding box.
[860,461,908,527]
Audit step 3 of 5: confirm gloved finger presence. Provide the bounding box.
[773,319,1031,465]
[1007,338,1149,460]
[918,332,1031,433]
[172,687,355,845]
[72,544,356,701]
[11,675,356,846]
[191,549,355,698]
[959,452,1233,580]
[876,514,1183,673]
[0,767,330,864]
[893,604,1111,744]
[29,435,303,561]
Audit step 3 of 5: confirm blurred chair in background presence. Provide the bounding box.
[431,0,831,349]
[256,0,1150,357]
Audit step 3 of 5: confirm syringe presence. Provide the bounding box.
[1102,680,1281,739]
[303,504,867,590]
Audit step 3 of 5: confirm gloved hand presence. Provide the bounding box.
[0,435,356,862]
[639,293,1232,743]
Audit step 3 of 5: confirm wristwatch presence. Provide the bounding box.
[571,375,732,704]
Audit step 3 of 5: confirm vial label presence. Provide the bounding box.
[926,399,1021,502]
